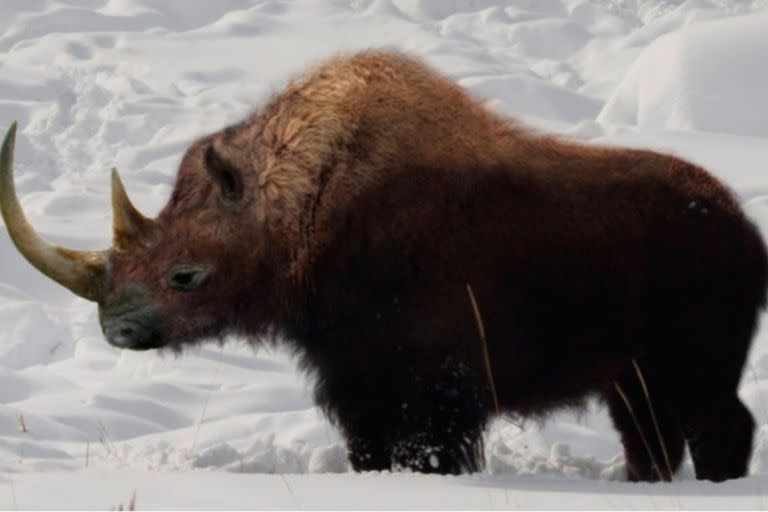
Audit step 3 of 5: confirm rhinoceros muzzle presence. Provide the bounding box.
[98,284,163,350]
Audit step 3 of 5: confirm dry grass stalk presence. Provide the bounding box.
[466,283,513,505]
[279,473,300,509]
[747,362,767,510]
[17,414,27,433]
[748,362,768,423]
[612,380,665,481]
[111,491,136,511]
[190,351,225,455]
[10,479,18,510]
[97,420,119,461]
[632,359,674,481]
[465,283,500,415]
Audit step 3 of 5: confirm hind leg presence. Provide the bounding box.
[667,300,758,481]
[681,394,754,482]
[604,366,685,482]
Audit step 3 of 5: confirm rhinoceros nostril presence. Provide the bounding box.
[106,323,141,347]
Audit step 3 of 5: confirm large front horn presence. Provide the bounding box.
[0,122,108,302]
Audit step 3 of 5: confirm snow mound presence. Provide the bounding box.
[114,435,350,474]
[488,442,627,480]
[112,428,629,479]
[598,10,768,136]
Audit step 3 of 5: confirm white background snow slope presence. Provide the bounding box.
[2,0,768,509]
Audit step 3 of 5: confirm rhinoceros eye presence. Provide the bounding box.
[167,265,211,292]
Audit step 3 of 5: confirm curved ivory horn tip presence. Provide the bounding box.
[0,120,107,302]
[2,121,17,155]
[6,121,17,141]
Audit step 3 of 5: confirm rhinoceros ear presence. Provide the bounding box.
[204,144,243,202]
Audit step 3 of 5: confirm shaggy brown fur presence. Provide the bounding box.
[98,51,767,481]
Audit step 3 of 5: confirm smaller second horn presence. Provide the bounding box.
[111,169,158,252]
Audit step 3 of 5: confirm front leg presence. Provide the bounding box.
[392,359,489,474]
[305,314,489,474]
[331,371,487,474]
[391,428,484,474]
[345,429,393,472]
[340,400,486,475]
[320,381,396,472]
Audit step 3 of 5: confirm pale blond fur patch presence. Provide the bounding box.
[249,51,518,282]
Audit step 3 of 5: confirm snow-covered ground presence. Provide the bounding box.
[2,0,768,508]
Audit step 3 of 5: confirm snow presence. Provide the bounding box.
[2,0,768,508]
[10,468,768,510]
[598,9,768,137]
